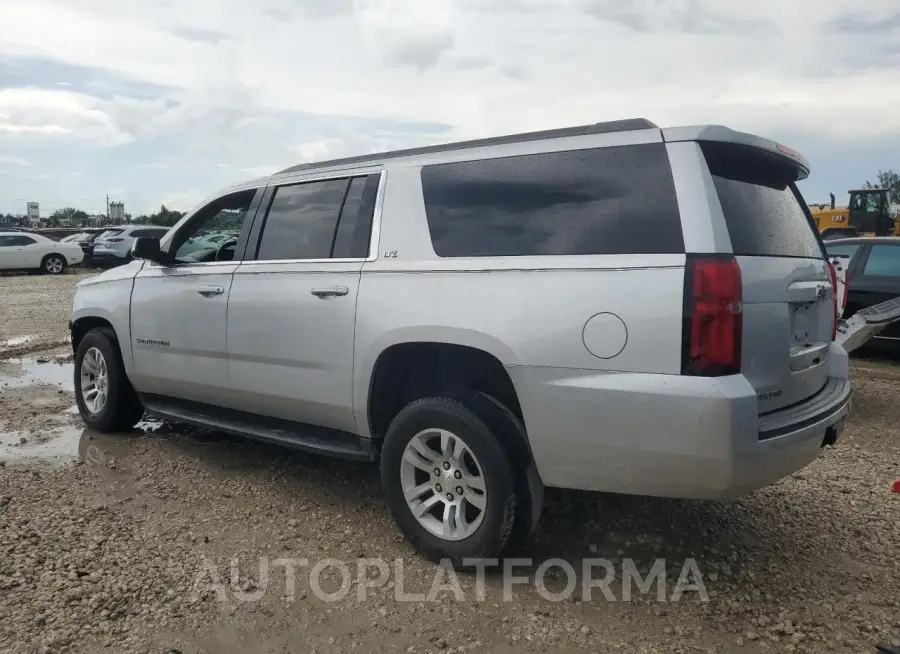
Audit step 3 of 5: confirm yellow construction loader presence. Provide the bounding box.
[809,188,900,239]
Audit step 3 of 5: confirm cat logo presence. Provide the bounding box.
[816,284,828,300]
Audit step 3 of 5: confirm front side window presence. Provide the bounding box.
[862,244,900,277]
[172,189,257,263]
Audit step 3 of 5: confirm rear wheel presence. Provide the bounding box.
[381,393,518,568]
[74,328,144,432]
[42,254,66,275]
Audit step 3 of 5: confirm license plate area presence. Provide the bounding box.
[791,302,816,346]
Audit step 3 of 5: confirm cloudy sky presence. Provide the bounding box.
[1,0,899,216]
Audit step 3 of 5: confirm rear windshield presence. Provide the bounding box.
[701,142,823,259]
[99,229,124,238]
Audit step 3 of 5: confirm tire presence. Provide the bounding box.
[41,254,66,275]
[381,393,518,568]
[74,327,145,432]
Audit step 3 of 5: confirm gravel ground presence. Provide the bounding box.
[0,270,96,359]
[1,275,899,654]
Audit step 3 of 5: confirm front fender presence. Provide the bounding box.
[71,274,137,374]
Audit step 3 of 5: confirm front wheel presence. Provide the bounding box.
[42,254,66,275]
[381,394,518,568]
[74,328,144,432]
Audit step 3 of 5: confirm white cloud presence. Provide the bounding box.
[0,154,32,166]
[0,0,899,213]
[0,88,131,143]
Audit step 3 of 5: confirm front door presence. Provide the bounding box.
[226,172,380,434]
[128,186,264,405]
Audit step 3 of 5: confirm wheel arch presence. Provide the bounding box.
[358,328,531,455]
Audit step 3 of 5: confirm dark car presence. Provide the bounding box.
[60,231,104,266]
[825,236,900,348]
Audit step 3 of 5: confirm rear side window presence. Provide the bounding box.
[862,244,900,277]
[702,141,822,259]
[420,144,684,257]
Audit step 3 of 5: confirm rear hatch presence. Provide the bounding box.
[701,141,833,414]
[94,229,125,248]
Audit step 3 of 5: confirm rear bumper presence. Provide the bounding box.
[509,346,851,499]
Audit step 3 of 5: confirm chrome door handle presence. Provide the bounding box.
[197,285,225,297]
[311,286,349,298]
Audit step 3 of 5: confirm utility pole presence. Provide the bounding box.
[106,194,110,221]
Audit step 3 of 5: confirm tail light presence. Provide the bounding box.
[107,238,124,242]
[681,256,743,376]
[828,262,838,341]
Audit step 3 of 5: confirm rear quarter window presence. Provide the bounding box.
[420,143,684,257]
[701,141,823,260]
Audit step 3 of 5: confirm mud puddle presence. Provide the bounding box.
[0,357,74,391]
[4,335,35,347]
[1,424,84,464]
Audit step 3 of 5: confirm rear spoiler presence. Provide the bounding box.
[662,125,810,181]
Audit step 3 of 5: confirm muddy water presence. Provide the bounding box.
[4,335,35,347]
[1,357,74,391]
[0,424,84,464]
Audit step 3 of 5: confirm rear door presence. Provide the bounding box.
[700,141,834,414]
[226,171,380,433]
[849,243,900,341]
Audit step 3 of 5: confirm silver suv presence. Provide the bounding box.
[70,119,851,565]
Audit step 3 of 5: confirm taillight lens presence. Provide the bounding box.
[108,238,124,242]
[828,262,838,340]
[682,256,743,376]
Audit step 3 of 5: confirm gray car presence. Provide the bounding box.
[69,118,850,566]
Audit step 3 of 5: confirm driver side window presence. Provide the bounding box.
[171,189,258,263]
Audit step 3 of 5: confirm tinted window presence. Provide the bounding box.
[420,144,684,257]
[13,235,35,246]
[257,179,348,260]
[863,245,900,277]
[702,142,822,259]
[824,243,860,260]
[332,174,379,259]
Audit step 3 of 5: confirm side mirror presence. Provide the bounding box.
[131,237,167,264]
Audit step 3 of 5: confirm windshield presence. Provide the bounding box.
[98,229,124,239]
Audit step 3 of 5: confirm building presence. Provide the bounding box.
[109,201,125,224]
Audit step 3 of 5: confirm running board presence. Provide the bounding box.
[139,393,375,462]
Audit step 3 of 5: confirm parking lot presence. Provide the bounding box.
[1,271,899,654]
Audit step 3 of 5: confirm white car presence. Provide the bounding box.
[91,226,170,267]
[0,231,84,274]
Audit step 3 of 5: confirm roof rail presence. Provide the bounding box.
[276,118,658,175]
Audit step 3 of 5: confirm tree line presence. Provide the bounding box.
[865,170,900,204]
[0,204,186,228]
